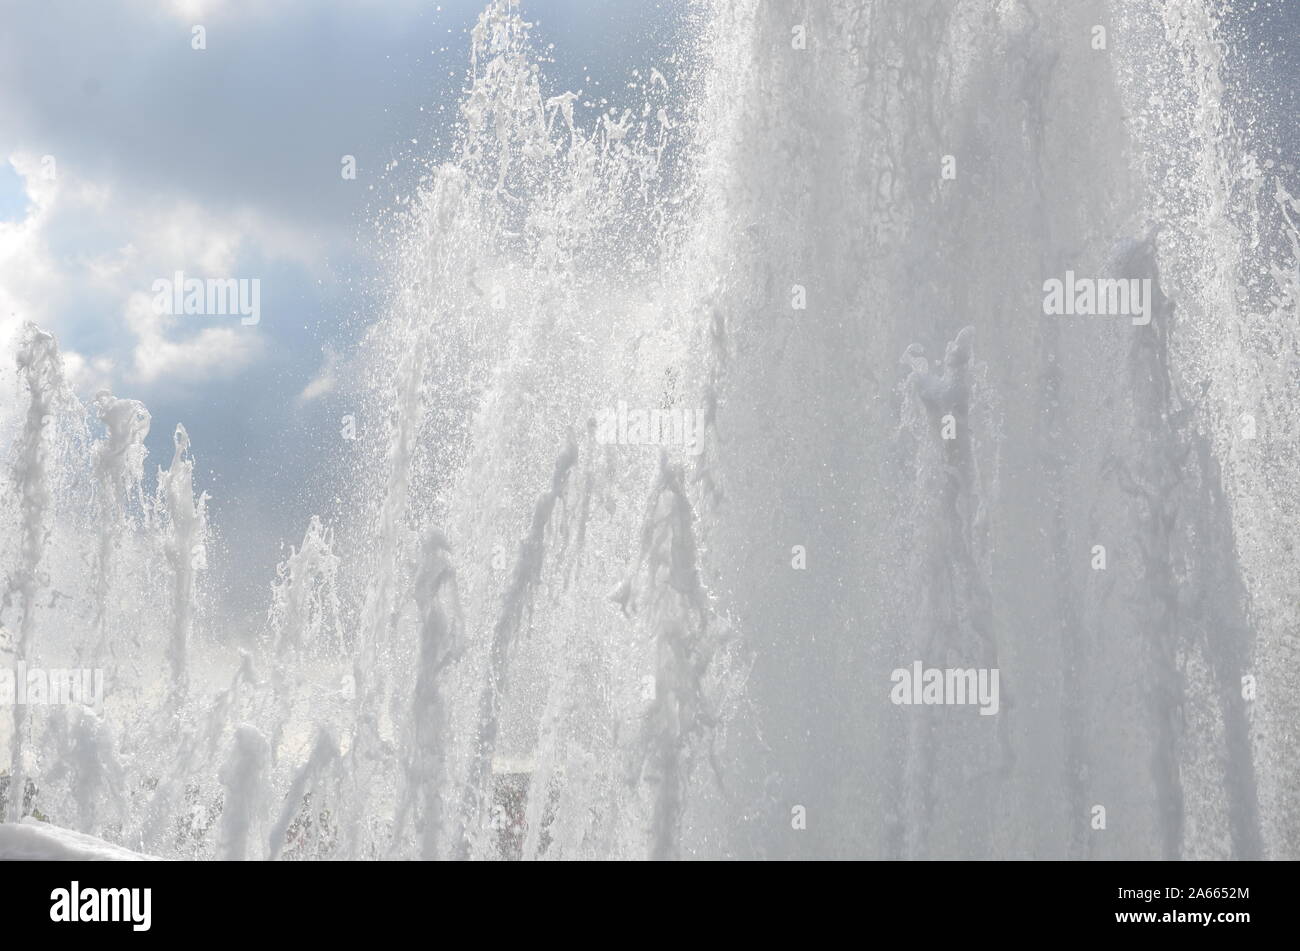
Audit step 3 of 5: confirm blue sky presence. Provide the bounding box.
[0,0,684,616]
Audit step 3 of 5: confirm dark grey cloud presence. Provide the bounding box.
[0,0,471,236]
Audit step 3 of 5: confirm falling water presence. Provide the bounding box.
[4,325,65,822]
[1,0,1296,860]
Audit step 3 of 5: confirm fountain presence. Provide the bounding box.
[0,0,1296,860]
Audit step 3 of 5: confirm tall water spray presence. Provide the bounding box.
[4,325,64,822]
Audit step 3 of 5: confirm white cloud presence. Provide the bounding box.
[0,155,70,334]
[0,152,312,392]
[296,346,339,405]
[59,349,117,394]
[124,291,262,384]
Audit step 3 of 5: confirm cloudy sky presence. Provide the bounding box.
[0,0,681,614]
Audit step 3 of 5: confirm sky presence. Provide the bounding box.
[0,0,685,618]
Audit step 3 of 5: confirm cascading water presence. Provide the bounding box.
[0,0,1295,860]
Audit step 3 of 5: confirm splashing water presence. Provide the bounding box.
[1,0,1297,860]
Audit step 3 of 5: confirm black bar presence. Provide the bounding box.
[0,860,1280,939]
